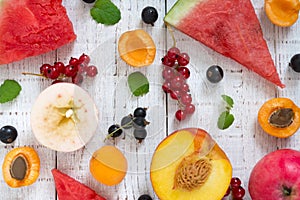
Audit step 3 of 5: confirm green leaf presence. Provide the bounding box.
[0,80,22,103]
[221,94,234,108]
[127,72,149,97]
[217,111,235,130]
[90,0,121,25]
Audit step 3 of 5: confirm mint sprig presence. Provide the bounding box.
[127,72,149,97]
[90,0,121,25]
[217,94,235,130]
[0,80,22,103]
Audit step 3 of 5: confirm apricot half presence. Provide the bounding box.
[258,98,300,138]
[265,0,300,27]
[118,29,156,67]
[150,128,232,200]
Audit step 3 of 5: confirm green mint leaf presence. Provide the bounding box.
[217,111,235,130]
[90,0,121,25]
[221,94,234,108]
[0,80,22,103]
[127,72,149,97]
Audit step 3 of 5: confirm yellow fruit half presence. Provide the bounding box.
[118,29,156,67]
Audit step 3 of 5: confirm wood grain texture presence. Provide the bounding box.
[0,0,300,199]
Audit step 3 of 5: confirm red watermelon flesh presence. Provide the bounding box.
[164,0,285,88]
[0,0,76,65]
[52,169,106,200]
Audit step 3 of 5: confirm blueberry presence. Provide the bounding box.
[120,115,133,129]
[108,124,122,138]
[0,125,18,144]
[206,65,224,83]
[133,107,147,118]
[141,7,158,26]
[138,194,153,200]
[82,0,95,3]
[289,54,300,72]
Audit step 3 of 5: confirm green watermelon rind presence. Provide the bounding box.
[164,0,200,26]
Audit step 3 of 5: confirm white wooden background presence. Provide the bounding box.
[1,0,300,199]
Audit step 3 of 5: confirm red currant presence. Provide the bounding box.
[184,103,195,114]
[175,110,186,121]
[170,90,181,100]
[86,65,98,77]
[40,64,52,75]
[162,82,171,93]
[223,186,231,197]
[45,66,60,79]
[72,74,84,85]
[54,62,65,74]
[64,64,79,77]
[181,83,189,92]
[167,47,180,61]
[230,177,242,188]
[180,93,192,105]
[79,53,90,65]
[162,67,175,80]
[231,186,245,199]
[170,75,185,90]
[178,53,190,66]
[162,55,175,67]
[177,67,190,79]
[69,57,79,66]
[52,80,63,85]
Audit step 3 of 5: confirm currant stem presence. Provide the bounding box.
[104,119,134,141]
[22,72,44,77]
[166,23,177,48]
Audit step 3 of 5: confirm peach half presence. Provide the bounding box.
[150,128,232,200]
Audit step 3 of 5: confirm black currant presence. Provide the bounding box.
[133,107,147,118]
[120,115,133,129]
[108,124,122,138]
[133,117,149,129]
[138,194,153,200]
[82,0,95,3]
[0,125,18,144]
[289,54,300,72]
[141,6,158,26]
[133,129,147,142]
[206,65,224,83]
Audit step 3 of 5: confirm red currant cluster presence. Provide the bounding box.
[223,177,246,200]
[161,47,195,121]
[38,53,98,85]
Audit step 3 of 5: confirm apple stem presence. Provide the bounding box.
[166,23,177,48]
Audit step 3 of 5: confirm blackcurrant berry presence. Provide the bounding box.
[0,125,18,144]
[289,54,300,72]
[138,194,153,200]
[206,65,224,83]
[133,107,147,118]
[108,124,123,138]
[133,117,148,129]
[82,0,95,3]
[120,115,133,129]
[141,6,158,26]
[133,129,147,142]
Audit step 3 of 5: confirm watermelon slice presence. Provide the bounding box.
[51,169,106,200]
[0,0,76,65]
[164,0,285,88]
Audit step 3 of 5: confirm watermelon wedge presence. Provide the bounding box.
[51,169,106,200]
[164,0,285,88]
[0,0,76,65]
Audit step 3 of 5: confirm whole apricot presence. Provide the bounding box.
[89,145,127,186]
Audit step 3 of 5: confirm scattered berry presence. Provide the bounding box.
[72,74,84,85]
[231,186,245,199]
[206,65,224,83]
[108,124,123,138]
[138,194,153,200]
[133,129,147,142]
[54,62,65,74]
[79,53,91,65]
[141,6,158,26]
[0,125,18,144]
[177,53,190,66]
[167,47,180,61]
[40,64,52,75]
[289,54,300,72]
[45,66,60,79]
[86,65,98,77]
[184,103,195,114]
[177,66,190,79]
[162,56,175,67]
[230,177,242,188]
[133,107,147,118]
[69,57,79,66]
[64,64,78,77]
[133,117,148,129]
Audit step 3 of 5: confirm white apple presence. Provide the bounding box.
[31,83,98,152]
